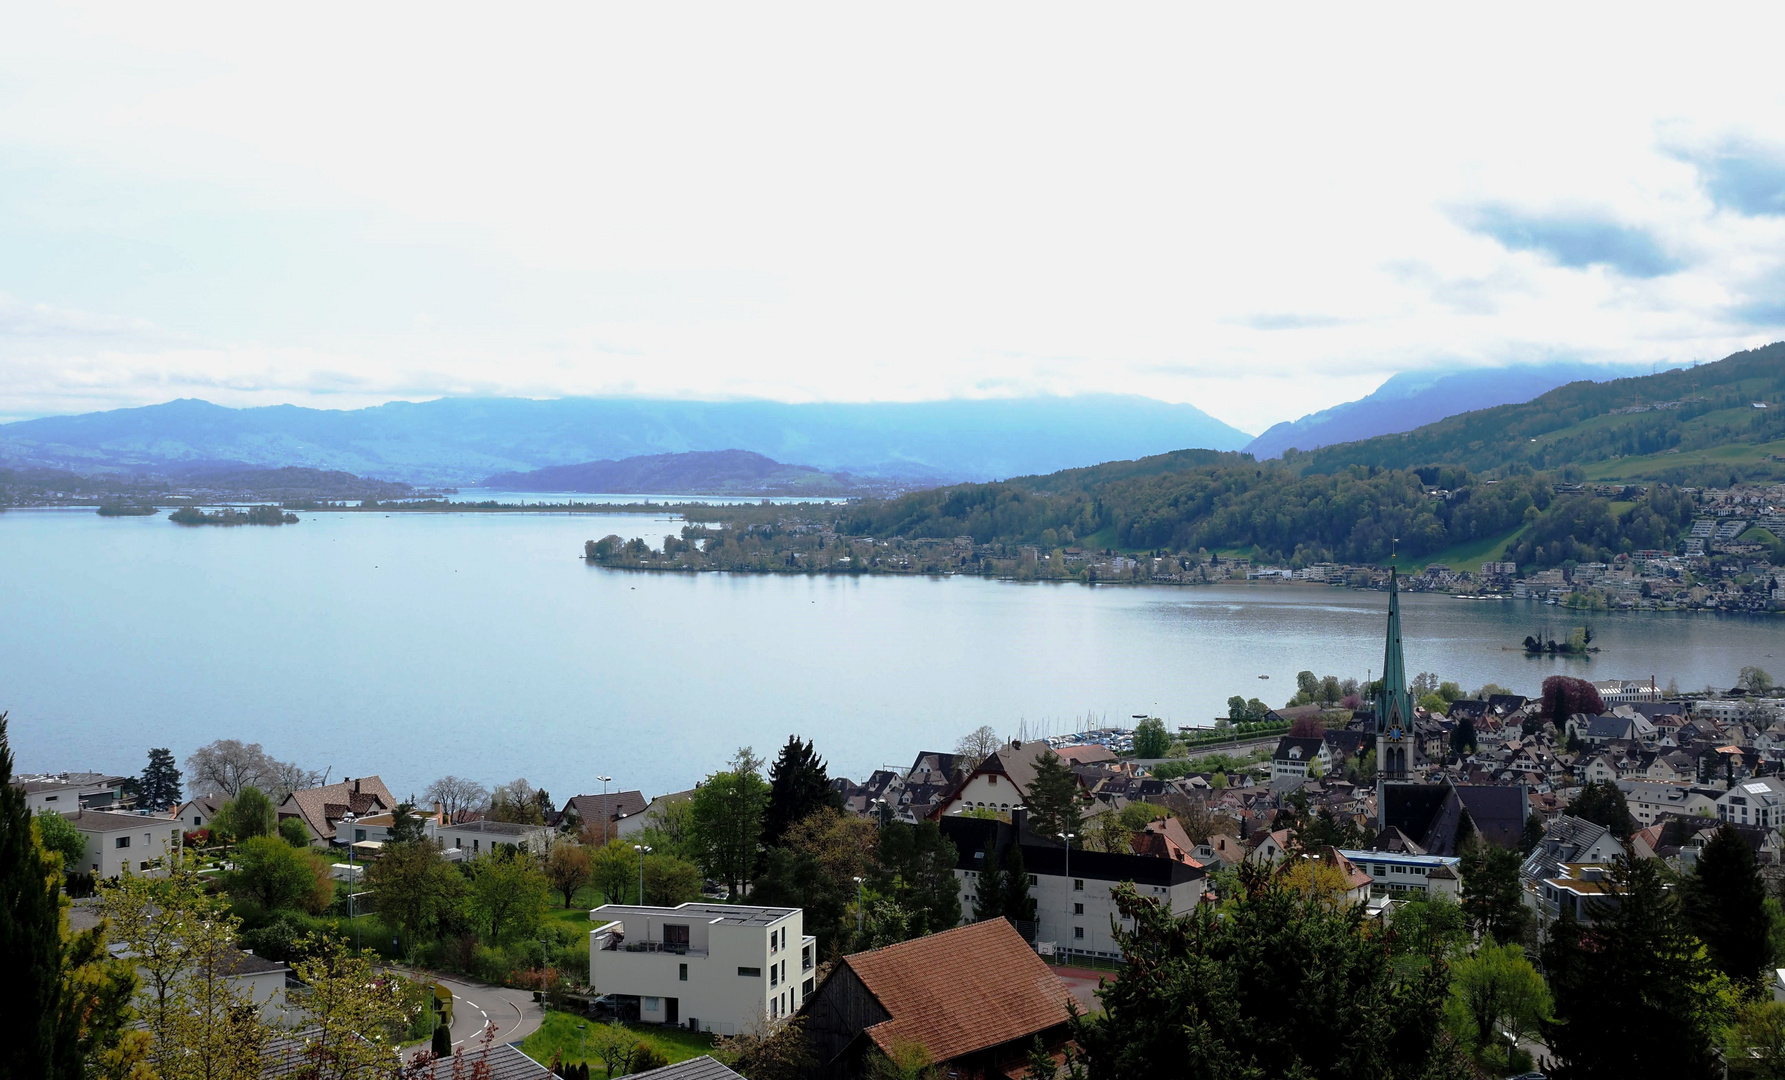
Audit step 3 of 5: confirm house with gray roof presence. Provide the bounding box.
[66,809,185,879]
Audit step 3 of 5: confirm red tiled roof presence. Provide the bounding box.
[843,919,1074,1064]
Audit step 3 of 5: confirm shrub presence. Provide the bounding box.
[631,1043,669,1071]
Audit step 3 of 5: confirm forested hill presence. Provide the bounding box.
[1289,342,1785,480]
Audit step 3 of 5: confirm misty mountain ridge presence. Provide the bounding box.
[484,449,875,495]
[0,394,1254,486]
[1245,360,1656,459]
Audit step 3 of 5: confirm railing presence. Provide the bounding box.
[621,941,704,956]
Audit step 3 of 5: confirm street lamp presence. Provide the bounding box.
[633,844,652,904]
[579,1023,588,1064]
[596,775,613,844]
[853,876,864,936]
[341,812,361,954]
[1058,832,1075,964]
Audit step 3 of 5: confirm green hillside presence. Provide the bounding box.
[1290,342,1785,481]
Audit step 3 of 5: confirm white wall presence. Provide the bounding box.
[77,819,185,879]
[957,867,1198,959]
[588,906,808,1035]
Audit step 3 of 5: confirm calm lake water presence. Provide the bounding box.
[5,506,1783,803]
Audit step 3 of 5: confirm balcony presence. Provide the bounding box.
[594,930,706,956]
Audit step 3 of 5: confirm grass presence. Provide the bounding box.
[1406,524,1526,574]
[1579,435,1785,480]
[521,1010,719,1070]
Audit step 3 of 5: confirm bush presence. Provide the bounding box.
[631,1043,668,1071]
[469,944,511,985]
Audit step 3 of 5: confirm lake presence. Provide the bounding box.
[5,506,1782,804]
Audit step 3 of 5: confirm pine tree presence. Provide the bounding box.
[139,748,182,812]
[1684,823,1771,995]
[1002,843,1037,928]
[763,736,842,849]
[973,841,1005,921]
[0,711,76,1078]
[1024,750,1087,843]
[1023,1036,1058,1080]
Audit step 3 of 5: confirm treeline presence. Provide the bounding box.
[169,504,299,526]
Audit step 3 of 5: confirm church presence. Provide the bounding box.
[1369,569,1528,856]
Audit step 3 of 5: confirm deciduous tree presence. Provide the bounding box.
[466,848,550,946]
[689,748,770,899]
[590,839,636,904]
[871,820,960,940]
[1131,717,1171,759]
[751,808,876,954]
[366,841,465,951]
[954,725,1001,770]
[1459,842,1532,944]
[543,841,593,909]
[227,835,332,913]
[423,776,489,822]
[209,785,277,842]
[1444,941,1550,1055]
[35,808,87,872]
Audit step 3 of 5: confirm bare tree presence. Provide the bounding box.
[424,775,490,822]
[185,740,275,798]
[954,725,1001,769]
[488,778,544,824]
[266,759,323,801]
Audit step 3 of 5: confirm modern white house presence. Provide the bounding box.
[65,810,185,878]
[436,818,552,858]
[1341,848,1462,899]
[589,903,812,1035]
[1718,776,1785,831]
[14,773,133,814]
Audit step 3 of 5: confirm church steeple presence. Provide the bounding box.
[1375,567,1418,779]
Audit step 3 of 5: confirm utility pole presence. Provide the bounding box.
[597,775,613,844]
[634,844,652,904]
[1058,831,1075,964]
[853,876,864,937]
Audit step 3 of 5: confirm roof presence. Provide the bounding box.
[940,817,1205,888]
[840,919,1073,1063]
[1054,745,1117,766]
[1272,736,1326,762]
[1452,785,1527,849]
[627,1056,744,1080]
[263,1037,553,1080]
[563,790,648,826]
[440,818,549,837]
[279,777,394,841]
[1522,814,1618,885]
[594,902,797,927]
[66,809,180,833]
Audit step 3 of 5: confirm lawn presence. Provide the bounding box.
[1579,435,1785,481]
[520,1010,719,1072]
[1406,524,1526,574]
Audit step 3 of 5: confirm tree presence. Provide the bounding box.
[1740,666,1775,693]
[1568,781,1634,840]
[34,808,86,872]
[1318,675,1343,705]
[871,820,961,939]
[288,937,422,1077]
[1541,675,1605,721]
[589,1019,640,1079]
[1444,941,1551,1055]
[209,785,277,842]
[1390,895,1468,960]
[388,802,431,846]
[689,748,770,899]
[763,736,842,849]
[161,910,272,1079]
[1022,1036,1057,1080]
[643,854,703,906]
[265,759,322,801]
[1227,695,1249,723]
[228,835,332,913]
[424,776,490,822]
[1288,715,1325,739]
[1296,670,1320,700]
[140,747,183,811]
[1459,843,1531,944]
[589,839,636,904]
[488,778,546,825]
[1684,822,1772,994]
[1023,750,1087,843]
[1000,844,1036,929]
[1,712,79,1079]
[1068,867,1466,1079]
[751,808,877,954]
[715,1014,815,1080]
[1724,999,1785,1079]
[972,841,1007,921]
[99,848,218,1063]
[465,848,551,946]
[543,841,593,909]
[1541,857,1730,1078]
[1131,717,1171,759]
[1448,716,1477,758]
[366,841,464,951]
[1519,814,1544,854]
[185,739,275,797]
[954,725,1001,770]
[273,814,310,848]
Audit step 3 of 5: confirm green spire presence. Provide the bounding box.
[1376,569,1413,735]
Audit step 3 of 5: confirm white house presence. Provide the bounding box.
[14,774,132,814]
[589,903,812,1035]
[615,789,696,840]
[1717,777,1785,831]
[1615,779,1719,827]
[174,795,224,833]
[65,810,185,879]
[436,818,552,858]
[1271,736,1331,781]
[1342,849,1462,899]
[933,740,1104,823]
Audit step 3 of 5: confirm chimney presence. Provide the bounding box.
[353,778,361,795]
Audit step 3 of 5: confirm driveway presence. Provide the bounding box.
[399,968,544,1050]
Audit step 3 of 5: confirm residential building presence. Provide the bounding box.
[1717,776,1785,831]
[1521,815,1626,931]
[65,810,185,878]
[174,795,223,833]
[1344,845,1463,899]
[1536,863,1622,925]
[1614,779,1719,827]
[617,789,698,838]
[625,1058,745,1080]
[1270,736,1331,781]
[932,740,1104,823]
[13,773,132,814]
[437,818,553,858]
[276,776,395,846]
[941,814,1204,961]
[563,790,648,843]
[800,918,1074,1080]
[589,903,810,1035]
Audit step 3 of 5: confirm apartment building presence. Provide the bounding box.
[590,903,812,1035]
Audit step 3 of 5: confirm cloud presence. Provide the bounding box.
[1453,205,1682,278]
[1235,313,1352,331]
[1674,140,1785,216]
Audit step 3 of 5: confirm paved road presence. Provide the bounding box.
[399,968,545,1049]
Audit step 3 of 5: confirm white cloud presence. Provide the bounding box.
[2,4,1785,431]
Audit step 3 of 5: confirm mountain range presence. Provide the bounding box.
[484,450,871,496]
[1243,361,1654,459]
[0,395,1253,486]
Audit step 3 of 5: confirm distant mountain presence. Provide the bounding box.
[1295,342,1785,480]
[484,450,866,495]
[1245,362,1653,459]
[0,394,1254,486]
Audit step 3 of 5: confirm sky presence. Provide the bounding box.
[4,5,1785,433]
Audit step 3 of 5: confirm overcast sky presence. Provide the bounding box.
[4,5,1785,432]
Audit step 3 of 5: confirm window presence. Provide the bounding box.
[1028,874,1038,886]
[989,774,998,785]
[771,964,779,986]
[738,967,761,977]
[355,829,367,843]
[1073,903,1084,915]
[803,977,814,995]
[1073,927,1084,939]
[1073,879,1084,892]
[115,836,130,849]
[644,997,660,1012]
[679,964,688,982]
[665,924,690,949]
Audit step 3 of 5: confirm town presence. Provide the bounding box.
[10,569,1784,1079]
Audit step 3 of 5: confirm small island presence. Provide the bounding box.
[169,505,299,526]
[1523,626,1598,657]
[95,501,157,517]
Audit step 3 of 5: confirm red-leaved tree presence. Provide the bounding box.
[1541,675,1605,720]
[1288,716,1326,739]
